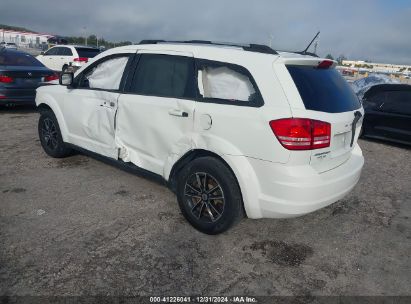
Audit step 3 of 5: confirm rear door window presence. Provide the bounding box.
[129,54,196,99]
[52,47,65,56]
[287,65,361,113]
[61,47,73,56]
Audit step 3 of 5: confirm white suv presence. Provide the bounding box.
[36,45,100,72]
[35,41,364,234]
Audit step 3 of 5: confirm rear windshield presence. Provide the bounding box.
[287,65,361,113]
[0,51,44,67]
[75,47,100,58]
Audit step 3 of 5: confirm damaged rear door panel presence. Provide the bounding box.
[115,50,197,176]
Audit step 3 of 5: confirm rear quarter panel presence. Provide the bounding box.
[189,52,292,164]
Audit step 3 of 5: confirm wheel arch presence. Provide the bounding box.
[36,99,69,142]
[37,103,53,112]
[168,149,237,192]
[167,149,261,218]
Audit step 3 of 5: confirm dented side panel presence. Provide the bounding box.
[115,94,195,176]
[59,89,119,158]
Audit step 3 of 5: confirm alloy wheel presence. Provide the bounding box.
[41,118,58,150]
[184,172,225,223]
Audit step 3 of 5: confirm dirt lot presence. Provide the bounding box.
[0,106,410,298]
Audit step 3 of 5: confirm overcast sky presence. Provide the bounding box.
[1,0,410,64]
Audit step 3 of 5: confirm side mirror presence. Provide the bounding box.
[59,72,74,86]
[40,51,45,55]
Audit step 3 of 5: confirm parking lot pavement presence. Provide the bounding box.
[0,107,410,297]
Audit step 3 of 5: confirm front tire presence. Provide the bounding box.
[177,157,243,234]
[38,110,73,158]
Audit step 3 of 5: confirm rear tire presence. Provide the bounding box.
[38,110,73,158]
[176,157,243,234]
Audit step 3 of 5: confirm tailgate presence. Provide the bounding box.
[308,110,363,172]
[277,59,363,172]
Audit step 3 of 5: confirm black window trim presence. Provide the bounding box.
[194,58,264,108]
[122,53,199,101]
[122,54,265,107]
[73,53,135,93]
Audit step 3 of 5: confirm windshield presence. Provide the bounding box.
[75,47,100,58]
[0,51,44,67]
[287,65,361,113]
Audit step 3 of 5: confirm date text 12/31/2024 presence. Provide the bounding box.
[149,296,258,303]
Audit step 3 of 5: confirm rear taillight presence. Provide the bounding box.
[269,118,331,150]
[0,75,14,83]
[74,57,88,63]
[44,74,59,82]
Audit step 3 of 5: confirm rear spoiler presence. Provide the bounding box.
[278,58,337,69]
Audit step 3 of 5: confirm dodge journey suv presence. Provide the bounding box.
[35,40,364,234]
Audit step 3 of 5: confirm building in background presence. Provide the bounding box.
[342,60,411,77]
[1,28,55,50]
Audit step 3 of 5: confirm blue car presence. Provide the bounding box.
[0,48,58,106]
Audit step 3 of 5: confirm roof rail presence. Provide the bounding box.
[138,40,278,55]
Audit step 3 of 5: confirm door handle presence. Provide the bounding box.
[100,101,116,108]
[168,109,188,117]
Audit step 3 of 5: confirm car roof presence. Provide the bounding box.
[72,45,99,49]
[0,48,33,56]
[105,42,323,62]
[51,45,99,50]
[364,84,411,98]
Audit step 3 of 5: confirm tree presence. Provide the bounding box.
[325,54,334,60]
[87,35,97,46]
[336,55,347,65]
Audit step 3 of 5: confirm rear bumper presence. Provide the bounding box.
[0,88,36,105]
[235,144,364,218]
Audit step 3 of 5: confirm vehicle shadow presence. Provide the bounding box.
[0,105,37,114]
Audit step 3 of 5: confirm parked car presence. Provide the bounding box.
[36,45,100,72]
[0,48,58,106]
[351,74,400,100]
[361,84,411,145]
[0,42,18,50]
[35,41,364,234]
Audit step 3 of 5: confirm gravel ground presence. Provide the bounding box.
[0,106,410,298]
